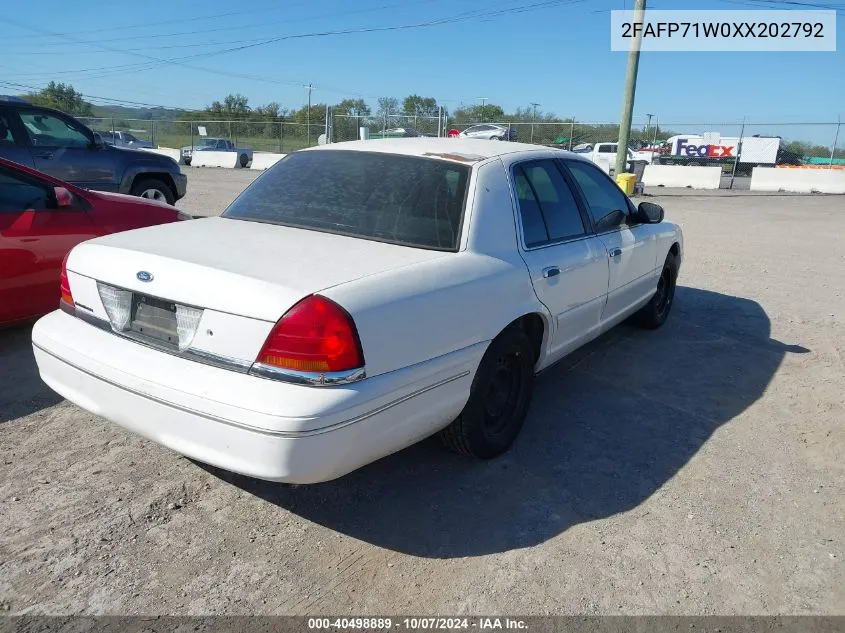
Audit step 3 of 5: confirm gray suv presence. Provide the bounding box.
[0,100,186,204]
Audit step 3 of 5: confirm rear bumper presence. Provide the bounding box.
[32,311,482,483]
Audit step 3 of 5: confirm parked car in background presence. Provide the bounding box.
[97,130,154,149]
[32,138,683,484]
[180,137,253,167]
[577,142,655,175]
[459,124,518,141]
[0,157,188,328]
[0,101,186,204]
[373,127,434,138]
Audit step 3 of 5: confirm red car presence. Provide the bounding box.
[0,157,187,328]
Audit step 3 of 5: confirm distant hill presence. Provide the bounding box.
[89,104,187,121]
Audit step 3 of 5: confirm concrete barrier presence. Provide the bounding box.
[190,151,240,169]
[140,147,181,163]
[751,167,845,194]
[250,153,287,170]
[642,165,722,189]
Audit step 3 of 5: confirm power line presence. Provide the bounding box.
[0,80,198,111]
[1,0,493,50]
[3,0,586,86]
[713,0,844,12]
[0,0,319,41]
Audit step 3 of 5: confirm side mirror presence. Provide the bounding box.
[53,186,75,208]
[595,209,628,233]
[636,201,664,224]
[91,133,104,150]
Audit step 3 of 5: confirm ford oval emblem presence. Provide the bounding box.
[136,271,154,282]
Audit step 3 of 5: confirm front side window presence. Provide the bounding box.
[514,159,586,248]
[19,111,90,148]
[0,166,51,211]
[223,150,469,251]
[564,159,631,232]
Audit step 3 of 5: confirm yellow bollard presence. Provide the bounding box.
[616,172,637,195]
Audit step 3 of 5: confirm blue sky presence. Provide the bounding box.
[2,0,843,129]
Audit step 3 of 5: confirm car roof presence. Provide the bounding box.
[304,138,584,163]
[0,101,63,115]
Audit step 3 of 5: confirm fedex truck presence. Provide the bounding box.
[655,133,801,173]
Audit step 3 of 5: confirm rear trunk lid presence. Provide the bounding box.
[66,216,449,323]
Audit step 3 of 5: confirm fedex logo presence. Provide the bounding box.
[676,138,735,158]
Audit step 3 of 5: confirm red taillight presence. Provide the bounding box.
[256,295,364,374]
[60,252,74,308]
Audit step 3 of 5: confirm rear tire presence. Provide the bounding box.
[130,178,175,205]
[632,251,678,329]
[439,327,535,459]
[183,158,192,166]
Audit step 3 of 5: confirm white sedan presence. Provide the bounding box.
[32,138,683,484]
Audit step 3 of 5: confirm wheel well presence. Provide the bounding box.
[508,313,545,364]
[670,242,680,257]
[132,172,175,194]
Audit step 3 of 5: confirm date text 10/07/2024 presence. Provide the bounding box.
[307,618,529,630]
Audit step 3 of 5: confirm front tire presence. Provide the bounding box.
[239,153,249,167]
[130,178,176,206]
[632,251,678,329]
[183,157,192,166]
[439,327,535,459]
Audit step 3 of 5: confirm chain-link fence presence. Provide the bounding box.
[332,114,444,142]
[79,116,329,153]
[76,116,844,170]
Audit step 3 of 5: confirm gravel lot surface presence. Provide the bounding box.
[2,167,843,615]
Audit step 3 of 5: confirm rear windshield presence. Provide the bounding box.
[222,150,470,251]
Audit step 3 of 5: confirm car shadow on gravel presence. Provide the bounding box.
[0,325,62,424]
[208,286,807,558]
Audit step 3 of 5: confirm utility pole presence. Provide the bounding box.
[530,102,540,143]
[615,0,647,176]
[477,97,488,123]
[644,113,654,141]
[306,83,313,146]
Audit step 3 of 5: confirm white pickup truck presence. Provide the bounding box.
[180,138,253,167]
[96,130,154,149]
[572,142,655,175]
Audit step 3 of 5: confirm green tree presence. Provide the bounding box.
[26,82,92,116]
[208,93,250,117]
[293,103,327,125]
[451,103,505,124]
[402,94,438,118]
[335,98,370,117]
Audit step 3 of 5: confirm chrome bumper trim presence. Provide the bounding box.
[250,363,366,386]
[62,304,252,374]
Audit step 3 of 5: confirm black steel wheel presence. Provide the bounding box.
[439,326,535,459]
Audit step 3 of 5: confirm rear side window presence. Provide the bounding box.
[514,160,585,247]
[222,150,469,251]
